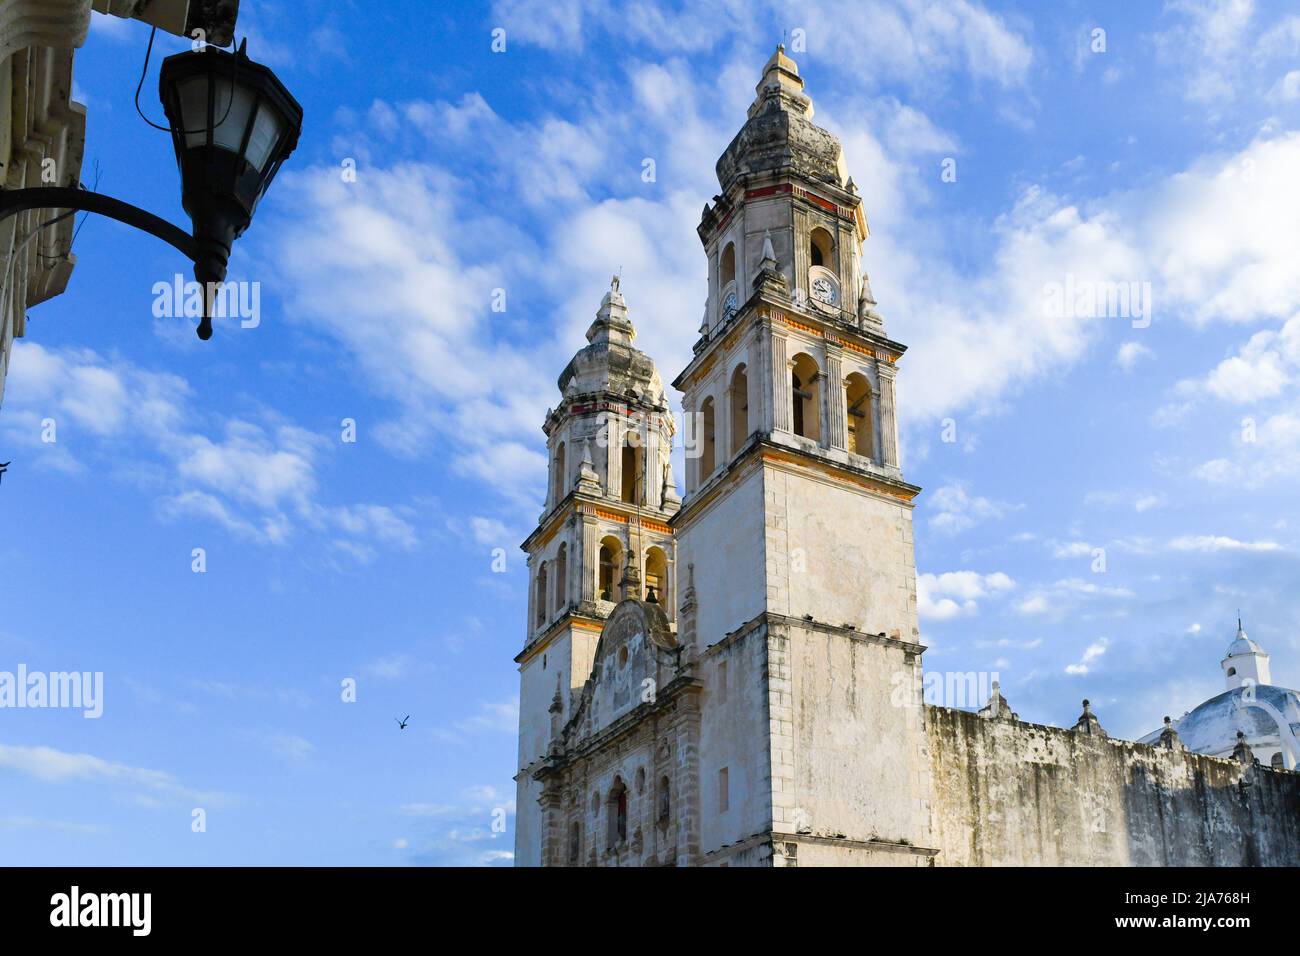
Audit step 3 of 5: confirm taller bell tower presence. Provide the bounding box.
[671,47,935,865]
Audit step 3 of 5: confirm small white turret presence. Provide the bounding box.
[1222,615,1271,690]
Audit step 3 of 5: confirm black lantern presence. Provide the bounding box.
[158,40,303,338]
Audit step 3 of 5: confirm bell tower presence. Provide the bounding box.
[513,278,679,866]
[670,47,934,865]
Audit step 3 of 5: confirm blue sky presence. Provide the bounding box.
[3,0,1300,865]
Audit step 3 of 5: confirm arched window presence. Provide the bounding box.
[658,775,671,823]
[719,242,738,322]
[809,226,834,269]
[568,821,581,863]
[554,543,568,614]
[644,546,667,605]
[720,241,736,287]
[621,439,640,504]
[552,441,566,505]
[608,777,628,846]
[598,536,623,602]
[729,364,749,457]
[791,353,822,442]
[845,372,873,458]
[699,397,716,479]
[535,562,548,627]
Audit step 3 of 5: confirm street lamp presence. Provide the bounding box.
[0,41,302,340]
[159,40,303,339]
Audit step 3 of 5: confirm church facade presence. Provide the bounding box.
[512,48,1300,867]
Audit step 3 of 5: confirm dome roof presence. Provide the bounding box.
[1141,684,1300,756]
[714,45,847,194]
[556,277,666,406]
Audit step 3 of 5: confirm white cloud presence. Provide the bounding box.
[926,482,1021,534]
[0,742,227,805]
[2,343,415,554]
[1065,638,1109,676]
[1169,535,1282,553]
[490,0,1033,90]
[454,698,520,735]
[918,570,1015,620]
[1115,341,1154,371]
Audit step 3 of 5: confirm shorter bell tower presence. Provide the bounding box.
[513,278,679,866]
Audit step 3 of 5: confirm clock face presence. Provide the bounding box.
[722,289,738,318]
[811,276,838,306]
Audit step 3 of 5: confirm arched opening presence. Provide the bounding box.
[809,226,834,268]
[644,546,667,605]
[621,439,640,504]
[607,777,628,846]
[791,353,822,442]
[554,543,568,614]
[719,241,738,322]
[658,775,671,823]
[699,397,716,478]
[720,241,736,287]
[552,441,566,505]
[598,536,623,602]
[535,562,548,627]
[568,821,581,863]
[845,372,873,458]
[729,364,749,457]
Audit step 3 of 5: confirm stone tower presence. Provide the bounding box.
[669,45,934,865]
[513,278,679,866]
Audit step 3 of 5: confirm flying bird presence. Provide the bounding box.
[395,715,410,730]
[0,462,9,484]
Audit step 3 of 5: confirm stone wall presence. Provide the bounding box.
[926,705,1300,866]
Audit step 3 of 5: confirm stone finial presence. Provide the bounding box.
[1232,730,1256,766]
[752,229,789,296]
[679,561,697,613]
[576,439,601,495]
[1157,715,1185,752]
[977,680,1018,722]
[1073,699,1107,737]
[586,276,635,347]
[661,463,681,514]
[858,272,883,328]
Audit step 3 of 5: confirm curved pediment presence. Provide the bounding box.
[563,599,678,744]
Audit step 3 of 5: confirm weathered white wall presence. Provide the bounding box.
[763,463,918,641]
[675,464,768,649]
[927,706,1300,866]
[780,620,931,849]
[697,627,773,859]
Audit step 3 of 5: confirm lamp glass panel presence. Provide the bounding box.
[244,102,285,173]
[211,79,257,154]
[177,75,211,149]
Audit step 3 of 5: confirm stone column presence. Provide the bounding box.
[525,555,537,637]
[642,414,660,509]
[538,779,564,867]
[877,360,900,468]
[824,341,847,451]
[606,413,621,499]
[770,325,791,434]
[673,687,703,866]
[580,513,599,606]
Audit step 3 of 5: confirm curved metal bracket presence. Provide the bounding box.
[0,186,214,338]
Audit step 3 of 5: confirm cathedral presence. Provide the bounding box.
[512,47,1300,867]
